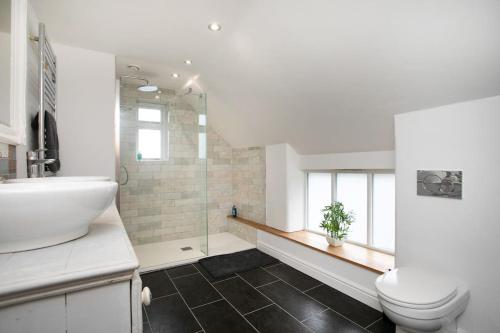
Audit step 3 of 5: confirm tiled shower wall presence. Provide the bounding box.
[0,143,16,179]
[119,86,236,245]
[119,85,266,246]
[228,147,266,244]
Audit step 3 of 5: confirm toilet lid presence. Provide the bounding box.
[375,267,458,309]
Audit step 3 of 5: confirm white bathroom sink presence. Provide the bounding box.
[4,176,110,183]
[0,181,118,253]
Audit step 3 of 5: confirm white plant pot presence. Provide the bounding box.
[326,235,344,247]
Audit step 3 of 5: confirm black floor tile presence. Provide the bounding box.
[193,262,236,282]
[303,309,367,333]
[214,277,272,314]
[167,264,199,278]
[366,315,395,333]
[245,304,312,333]
[141,270,176,299]
[142,306,152,333]
[172,273,222,308]
[306,285,382,327]
[145,294,201,333]
[238,267,279,287]
[258,281,326,321]
[192,299,257,333]
[265,263,322,291]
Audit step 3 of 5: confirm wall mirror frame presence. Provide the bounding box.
[0,0,27,145]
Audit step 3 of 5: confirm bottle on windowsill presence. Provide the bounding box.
[231,205,237,218]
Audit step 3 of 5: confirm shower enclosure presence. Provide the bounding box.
[118,83,208,270]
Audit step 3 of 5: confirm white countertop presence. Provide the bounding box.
[0,205,139,305]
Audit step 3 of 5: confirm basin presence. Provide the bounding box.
[4,176,110,183]
[0,181,118,253]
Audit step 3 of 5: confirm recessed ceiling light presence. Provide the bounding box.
[208,22,222,31]
[171,73,180,78]
[155,95,160,99]
[184,59,192,65]
[127,64,141,71]
[158,90,162,94]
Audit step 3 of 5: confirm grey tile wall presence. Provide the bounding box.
[118,85,266,246]
[0,143,16,179]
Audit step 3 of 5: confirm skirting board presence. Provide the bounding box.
[257,239,382,311]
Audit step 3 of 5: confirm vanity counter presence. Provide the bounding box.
[0,205,139,307]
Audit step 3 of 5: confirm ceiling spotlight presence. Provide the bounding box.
[158,90,162,94]
[155,95,160,99]
[184,59,192,65]
[208,22,222,31]
[171,73,180,78]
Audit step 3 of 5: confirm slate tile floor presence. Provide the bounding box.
[141,260,395,333]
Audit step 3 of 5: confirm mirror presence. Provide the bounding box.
[0,0,11,127]
[0,0,26,145]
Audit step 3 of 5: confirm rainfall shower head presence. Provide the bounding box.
[120,75,158,92]
[137,84,158,92]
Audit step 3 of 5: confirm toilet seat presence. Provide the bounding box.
[375,267,470,332]
[375,267,459,310]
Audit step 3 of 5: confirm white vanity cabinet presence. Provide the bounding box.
[0,207,141,333]
[66,281,132,333]
[0,281,133,333]
[0,295,67,333]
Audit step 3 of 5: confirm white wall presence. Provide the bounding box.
[0,32,10,127]
[301,150,394,170]
[258,231,382,310]
[266,143,304,232]
[286,144,305,231]
[53,43,116,180]
[395,95,500,333]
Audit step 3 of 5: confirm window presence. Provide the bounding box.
[306,173,332,233]
[372,174,395,250]
[138,108,161,122]
[198,113,207,159]
[337,173,368,244]
[138,129,161,159]
[136,105,168,161]
[306,171,395,253]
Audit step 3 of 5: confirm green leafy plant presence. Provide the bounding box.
[320,202,354,240]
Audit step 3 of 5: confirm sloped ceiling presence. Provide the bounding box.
[33,0,500,154]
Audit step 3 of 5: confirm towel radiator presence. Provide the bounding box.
[27,23,57,178]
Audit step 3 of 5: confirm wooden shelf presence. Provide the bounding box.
[227,216,394,274]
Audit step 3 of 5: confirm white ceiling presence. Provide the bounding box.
[33,0,500,154]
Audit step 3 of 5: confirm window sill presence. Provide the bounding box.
[227,216,394,274]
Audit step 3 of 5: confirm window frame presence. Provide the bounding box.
[136,103,169,161]
[305,169,395,254]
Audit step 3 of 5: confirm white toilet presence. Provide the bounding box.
[375,267,469,333]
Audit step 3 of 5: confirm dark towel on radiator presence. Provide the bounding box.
[31,111,61,173]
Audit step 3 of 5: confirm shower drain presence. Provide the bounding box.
[180,246,193,251]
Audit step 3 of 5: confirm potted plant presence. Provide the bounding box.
[320,202,354,247]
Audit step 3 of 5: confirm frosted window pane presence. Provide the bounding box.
[198,133,207,159]
[138,129,161,159]
[307,173,332,233]
[138,108,161,122]
[199,114,207,126]
[373,174,395,251]
[337,173,368,244]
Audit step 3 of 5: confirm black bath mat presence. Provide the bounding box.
[198,249,279,278]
